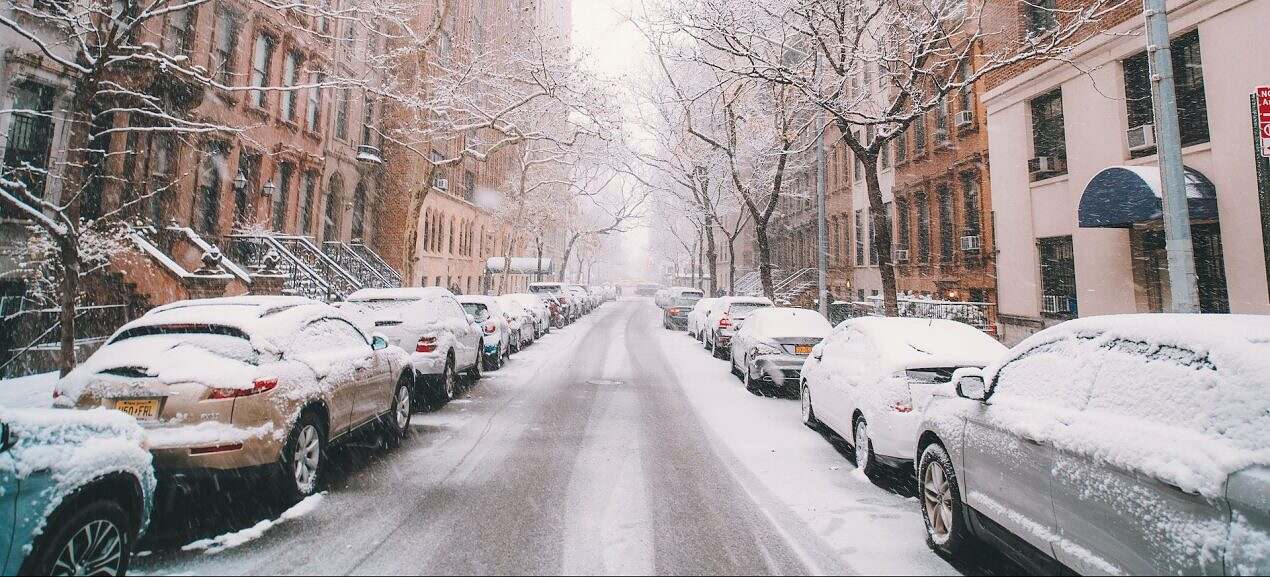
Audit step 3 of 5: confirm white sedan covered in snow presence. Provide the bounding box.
[799,317,1006,477]
[729,307,832,396]
[915,314,1270,576]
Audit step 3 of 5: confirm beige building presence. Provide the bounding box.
[985,0,1270,344]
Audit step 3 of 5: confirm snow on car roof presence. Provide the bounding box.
[721,296,774,306]
[846,317,1007,370]
[148,295,315,316]
[457,295,499,305]
[748,307,832,338]
[347,287,454,302]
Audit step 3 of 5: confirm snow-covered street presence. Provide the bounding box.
[105,299,1013,576]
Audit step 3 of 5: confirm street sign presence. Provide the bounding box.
[1259,86,1270,157]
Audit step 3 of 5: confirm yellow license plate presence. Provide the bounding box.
[795,345,814,355]
[113,399,161,421]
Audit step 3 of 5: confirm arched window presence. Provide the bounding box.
[423,210,432,252]
[323,174,344,242]
[351,182,368,241]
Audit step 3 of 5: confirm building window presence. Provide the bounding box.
[147,135,176,225]
[196,142,228,235]
[896,200,911,254]
[938,185,955,263]
[212,9,240,84]
[249,34,274,109]
[916,193,931,264]
[463,170,475,201]
[335,88,350,140]
[281,52,301,121]
[854,210,865,265]
[1038,236,1077,319]
[958,60,974,113]
[360,93,377,146]
[1,82,57,215]
[1123,30,1209,154]
[164,7,196,57]
[273,162,294,231]
[934,96,950,141]
[300,170,318,235]
[913,112,927,156]
[1030,88,1067,179]
[1025,0,1057,36]
[962,172,981,237]
[306,71,323,132]
[431,150,446,189]
[894,127,908,164]
[235,152,260,226]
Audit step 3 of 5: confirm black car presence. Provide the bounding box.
[663,296,702,330]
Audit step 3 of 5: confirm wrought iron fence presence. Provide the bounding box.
[829,297,998,334]
[0,304,133,378]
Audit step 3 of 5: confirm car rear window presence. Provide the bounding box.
[106,324,258,363]
[110,324,251,344]
[463,303,490,321]
[729,303,770,317]
[346,298,417,314]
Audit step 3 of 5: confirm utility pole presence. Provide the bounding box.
[1144,0,1200,313]
[816,109,830,318]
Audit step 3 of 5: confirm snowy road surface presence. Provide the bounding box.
[132,299,1019,576]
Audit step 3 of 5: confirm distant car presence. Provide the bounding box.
[458,296,513,371]
[530,283,578,323]
[342,288,484,405]
[57,296,415,502]
[0,408,156,576]
[566,285,592,315]
[498,295,539,348]
[636,284,660,297]
[800,317,1006,478]
[916,314,1270,576]
[657,287,705,310]
[704,297,774,359]
[729,307,831,396]
[686,298,718,340]
[505,293,552,337]
[663,294,703,331]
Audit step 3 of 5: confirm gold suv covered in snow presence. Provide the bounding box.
[56,296,414,501]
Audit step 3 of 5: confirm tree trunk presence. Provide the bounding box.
[57,236,80,377]
[861,153,899,316]
[726,238,737,296]
[755,221,775,300]
[499,231,515,296]
[558,233,579,282]
[404,165,436,285]
[535,238,544,282]
[704,222,718,297]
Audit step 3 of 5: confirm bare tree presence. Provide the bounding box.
[663,0,1132,315]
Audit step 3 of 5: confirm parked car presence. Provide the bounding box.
[496,295,537,350]
[915,314,1269,576]
[686,298,719,340]
[657,287,705,310]
[800,317,1005,478]
[636,284,661,297]
[530,283,577,323]
[704,297,774,359]
[506,293,552,337]
[342,288,484,404]
[56,296,415,502]
[729,307,831,396]
[458,296,513,371]
[567,285,593,315]
[0,408,156,576]
[663,293,704,331]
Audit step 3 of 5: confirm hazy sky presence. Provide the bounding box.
[572,0,654,280]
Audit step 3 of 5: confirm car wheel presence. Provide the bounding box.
[801,382,822,430]
[712,339,727,360]
[21,499,133,577]
[920,442,974,558]
[744,361,763,395]
[704,334,713,351]
[282,412,327,502]
[730,351,743,378]
[382,377,413,448]
[854,418,878,478]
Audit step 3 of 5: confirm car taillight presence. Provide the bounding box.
[669,308,681,316]
[208,378,278,400]
[719,316,732,328]
[417,337,438,353]
[891,401,913,413]
[484,323,497,335]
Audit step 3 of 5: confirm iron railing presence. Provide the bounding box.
[830,297,997,333]
[0,304,133,378]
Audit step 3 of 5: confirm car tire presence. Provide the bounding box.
[744,362,763,395]
[712,340,727,360]
[381,376,413,449]
[434,357,459,404]
[920,442,975,559]
[801,381,823,430]
[730,351,743,378]
[21,498,134,577]
[854,417,879,479]
[281,411,327,503]
[484,349,502,372]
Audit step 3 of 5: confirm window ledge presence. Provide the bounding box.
[1029,173,1070,188]
[1125,141,1213,165]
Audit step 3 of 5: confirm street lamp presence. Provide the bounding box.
[262,180,276,198]
[233,171,248,192]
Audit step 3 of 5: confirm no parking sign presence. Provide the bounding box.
[1259,86,1270,157]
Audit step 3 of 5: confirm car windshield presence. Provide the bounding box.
[462,303,490,321]
[673,297,701,307]
[729,303,770,317]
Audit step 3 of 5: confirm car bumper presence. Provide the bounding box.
[144,421,285,472]
[666,316,689,329]
[750,355,806,388]
[411,351,447,375]
[868,410,921,463]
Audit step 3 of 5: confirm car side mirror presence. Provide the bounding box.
[955,369,988,402]
[0,422,14,453]
[371,335,389,351]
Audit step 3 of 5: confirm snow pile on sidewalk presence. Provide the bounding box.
[0,372,58,408]
[182,493,325,555]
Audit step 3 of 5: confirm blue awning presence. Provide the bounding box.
[1077,166,1218,228]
